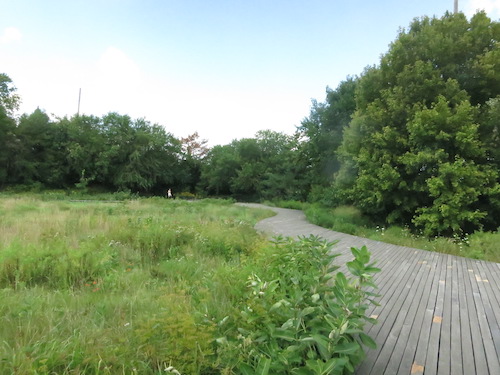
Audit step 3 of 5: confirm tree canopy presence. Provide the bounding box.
[321,11,500,236]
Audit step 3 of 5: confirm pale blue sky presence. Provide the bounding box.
[2,0,499,145]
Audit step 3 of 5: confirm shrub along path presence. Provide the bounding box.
[239,203,500,375]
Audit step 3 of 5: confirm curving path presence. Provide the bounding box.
[239,203,500,375]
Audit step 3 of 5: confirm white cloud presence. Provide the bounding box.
[96,47,143,87]
[465,0,500,18]
[0,27,22,44]
[79,47,146,116]
[6,45,306,146]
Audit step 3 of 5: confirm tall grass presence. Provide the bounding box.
[0,196,273,374]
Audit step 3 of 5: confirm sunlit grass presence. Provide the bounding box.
[0,195,273,374]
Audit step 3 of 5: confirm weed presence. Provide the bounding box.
[218,236,379,375]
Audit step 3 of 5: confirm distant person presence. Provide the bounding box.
[167,188,173,199]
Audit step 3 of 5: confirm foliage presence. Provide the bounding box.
[322,12,500,237]
[0,196,273,374]
[0,196,380,374]
[3,11,500,238]
[0,73,20,116]
[200,130,308,201]
[302,203,500,263]
[297,78,358,189]
[219,236,379,375]
[134,294,217,374]
[305,205,369,235]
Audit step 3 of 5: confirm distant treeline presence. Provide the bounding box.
[1,11,499,237]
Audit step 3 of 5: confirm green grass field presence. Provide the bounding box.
[0,196,378,374]
[0,197,270,374]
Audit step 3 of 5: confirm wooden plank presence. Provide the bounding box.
[382,251,435,374]
[362,247,417,336]
[423,254,449,375]
[456,256,475,375]
[437,255,453,374]
[412,251,445,373]
[356,247,423,374]
[396,250,440,374]
[449,256,462,375]
[464,260,488,374]
[475,261,500,360]
[469,259,500,373]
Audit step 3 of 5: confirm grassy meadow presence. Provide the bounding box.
[0,196,270,374]
[0,195,379,374]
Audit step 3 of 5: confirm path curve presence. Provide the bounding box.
[239,203,500,375]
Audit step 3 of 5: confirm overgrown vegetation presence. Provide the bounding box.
[271,200,500,263]
[302,12,500,238]
[0,196,378,374]
[219,237,379,375]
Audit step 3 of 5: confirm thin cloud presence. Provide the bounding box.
[0,27,22,44]
[465,0,500,18]
[80,47,145,116]
[96,47,143,86]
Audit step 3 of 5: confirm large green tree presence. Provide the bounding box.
[0,74,20,186]
[298,78,357,189]
[0,73,20,116]
[98,113,181,192]
[199,130,308,200]
[333,11,500,236]
[15,108,68,187]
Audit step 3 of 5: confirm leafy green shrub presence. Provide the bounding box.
[304,205,370,235]
[458,230,500,260]
[219,236,379,375]
[273,200,307,210]
[305,204,368,234]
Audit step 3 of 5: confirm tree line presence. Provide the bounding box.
[1,11,499,237]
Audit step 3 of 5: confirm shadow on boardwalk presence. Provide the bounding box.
[239,203,500,375]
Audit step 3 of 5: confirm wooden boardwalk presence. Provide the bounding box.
[241,204,500,375]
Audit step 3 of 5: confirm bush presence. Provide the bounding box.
[273,200,307,210]
[219,236,379,374]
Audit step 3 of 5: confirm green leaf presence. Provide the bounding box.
[335,341,360,354]
[335,272,348,287]
[301,306,317,317]
[255,356,271,375]
[359,332,377,349]
[273,328,296,341]
[239,363,254,375]
[311,334,331,360]
[323,357,347,374]
[281,318,295,330]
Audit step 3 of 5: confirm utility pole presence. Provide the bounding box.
[454,0,458,14]
[77,88,81,116]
